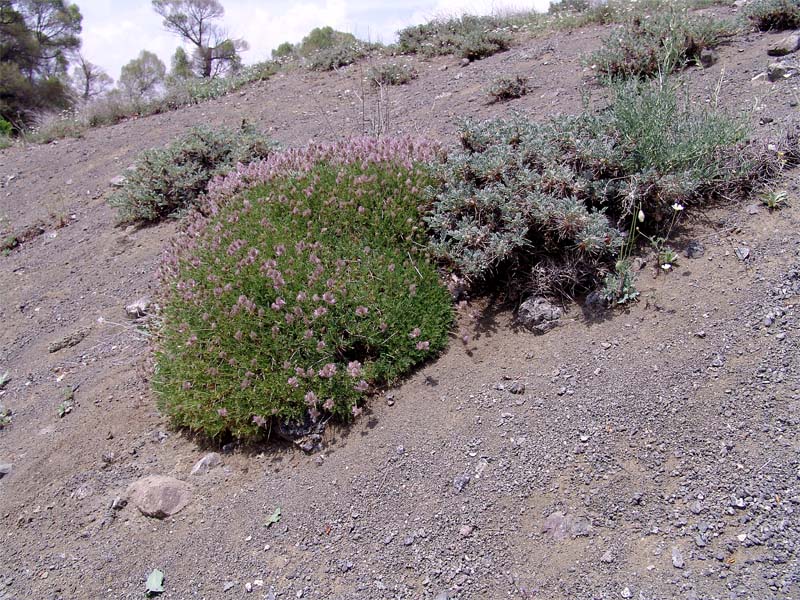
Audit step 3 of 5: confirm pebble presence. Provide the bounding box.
[0,463,11,478]
[223,582,235,592]
[509,382,525,394]
[245,582,253,593]
[191,452,222,475]
[621,587,632,598]
[600,549,615,563]
[672,547,685,569]
[453,473,470,493]
[459,525,474,537]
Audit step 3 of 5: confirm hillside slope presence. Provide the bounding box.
[1,10,799,599]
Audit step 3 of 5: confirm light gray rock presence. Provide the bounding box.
[109,175,126,188]
[127,475,192,519]
[768,32,800,57]
[125,297,152,319]
[768,62,789,82]
[517,297,562,334]
[0,463,11,479]
[191,452,221,475]
[671,546,685,569]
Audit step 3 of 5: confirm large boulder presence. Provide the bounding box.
[127,475,191,519]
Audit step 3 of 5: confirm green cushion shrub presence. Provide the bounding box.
[154,139,453,440]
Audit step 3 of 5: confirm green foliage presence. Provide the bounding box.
[427,79,783,299]
[298,26,356,56]
[762,189,789,210]
[601,260,639,304]
[0,0,83,126]
[746,0,800,30]
[488,74,530,101]
[272,41,294,59]
[154,158,453,440]
[590,8,739,79]
[397,15,512,59]
[366,63,417,86]
[0,117,11,145]
[109,125,275,223]
[120,50,166,102]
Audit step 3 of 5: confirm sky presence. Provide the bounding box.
[77,0,552,81]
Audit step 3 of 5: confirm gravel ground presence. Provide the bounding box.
[0,6,799,599]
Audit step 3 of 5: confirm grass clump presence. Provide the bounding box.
[746,0,800,30]
[488,74,530,101]
[367,63,418,86]
[154,138,452,441]
[590,8,739,79]
[426,79,791,300]
[109,125,275,224]
[397,15,512,59]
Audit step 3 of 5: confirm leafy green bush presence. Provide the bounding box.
[746,0,800,30]
[154,138,452,440]
[426,79,788,299]
[397,15,512,59]
[109,125,276,223]
[0,118,11,136]
[367,63,418,86]
[488,74,530,101]
[590,9,739,78]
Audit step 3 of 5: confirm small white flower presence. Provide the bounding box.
[661,263,672,271]
[672,203,684,212]
[637,209,645,223]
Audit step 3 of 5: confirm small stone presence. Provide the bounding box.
[459,525,474,537]
[737,533,747,542]
[245,582,253,593]
[48,329,87,353]
[621,587,633,599]
[517,297,562,334]
[600,549,615,564]
[434,592,450,600]
[403,535,414,546]
[109,175,126,188]
[746,203,761,215]
[0,463,11,478]
[191,452,221,475]
[111,496,127,510]
[672,547,685,569]
[509,382,525,395]
[453,473,470,493]
[460,58,470,67]
[125,297,152,319]
[767,62,788,82]
[685,240,705,259]
[695,534,707,548]
[694,331,706,339]
[601,342,612,349]
[776,332,786,341]
[735,246,751,261]
[126,475,192,519]
[732,497,746,509]
[223,582,235,592]
[699,48,716,67]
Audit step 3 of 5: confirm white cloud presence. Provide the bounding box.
[76,0,551,79]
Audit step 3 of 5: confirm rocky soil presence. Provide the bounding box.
[1,6,799,599]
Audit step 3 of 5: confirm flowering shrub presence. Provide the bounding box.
[426,79,790,299]
[109,125,276,223]
[154,137,452,441]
